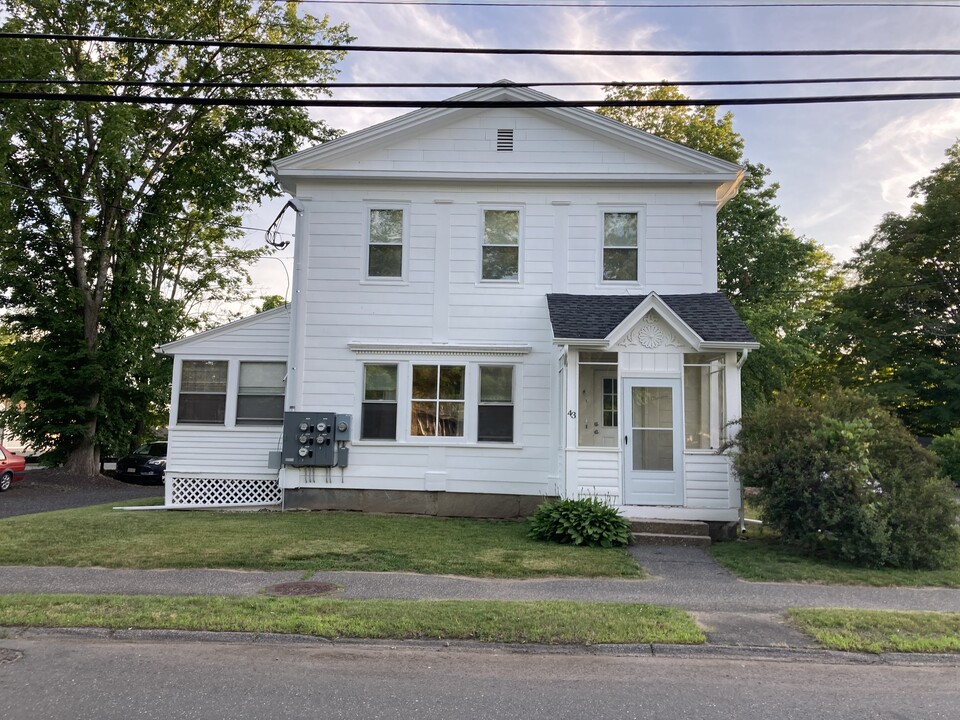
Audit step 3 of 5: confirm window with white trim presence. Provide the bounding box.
[602,211,640,282]
[683,353,726,450]
[478,365,514,442]
[361,364,399,440]
[178,360,228,424]
[411,364,465,437]
[481,209,520,281]
[367,208,404,278]
[236,362,286,425]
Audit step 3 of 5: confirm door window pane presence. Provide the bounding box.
[631,386,673,471]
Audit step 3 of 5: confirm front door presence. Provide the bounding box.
[622,378,683,506]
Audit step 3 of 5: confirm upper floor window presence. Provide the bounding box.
[236,362,286,425]
[602,211,640,282]
[178,360,228,424]
[481,209,520,282]
[367,208,404,279]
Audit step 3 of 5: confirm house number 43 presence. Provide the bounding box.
[567,410,577,418]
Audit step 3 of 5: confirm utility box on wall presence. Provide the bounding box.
[281,412,352,468]
[282,412,336,467]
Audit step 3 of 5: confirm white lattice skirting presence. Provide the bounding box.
[169,476,282,508]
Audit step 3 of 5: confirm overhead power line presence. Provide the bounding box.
[3,32,960,57]
[4,90,960,107]
[6,75,960,90]
[288,0,960,7]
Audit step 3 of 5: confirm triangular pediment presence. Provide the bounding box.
[604,294,701,351]
[272,82,742,199]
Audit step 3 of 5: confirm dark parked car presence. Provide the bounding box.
[0,444,27,492]
[115,441,167,484]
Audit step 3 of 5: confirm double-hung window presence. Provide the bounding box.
[236,362,286,425]
[478,365,514,443]
[602,211,640,282]
[411,365,465,438]
[361,364,399,440]
[481,209,520,281]
[178,360,228,424]
[367,208,404,279]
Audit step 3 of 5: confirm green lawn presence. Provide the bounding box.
[0,500,642,578]
[0,594,703,645]
[710,533,960,587]
[789,609,960,654]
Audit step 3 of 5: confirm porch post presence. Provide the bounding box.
[564,347,579,499]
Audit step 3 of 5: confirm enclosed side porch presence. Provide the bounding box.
[546,293,759,523]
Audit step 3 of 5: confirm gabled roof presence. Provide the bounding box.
[271,81,743,200]
[546,293,758,348]
[155,305,290,354]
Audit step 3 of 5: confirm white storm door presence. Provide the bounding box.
[622,378,683,506]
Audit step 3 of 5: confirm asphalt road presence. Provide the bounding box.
[0,468,161,519]
[1,634,957,720]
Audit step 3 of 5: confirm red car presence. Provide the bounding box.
[0,444,27,492]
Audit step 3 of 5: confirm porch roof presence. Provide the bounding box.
[545,293,757,345]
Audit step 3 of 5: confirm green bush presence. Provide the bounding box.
[733,388,960,569]
[528,497,631,548]
[931,430,960,488]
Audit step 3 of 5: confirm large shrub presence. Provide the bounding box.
[528,497,631,548]
[931,430,960,488]
[732,388,959,569]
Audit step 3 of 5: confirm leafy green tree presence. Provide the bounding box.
[599,85,840,407]
[0,0,351,472]
[826,141,960,436]
[733,387,959,569]
[258,295,288,313]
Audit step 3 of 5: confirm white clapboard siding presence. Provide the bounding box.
[161,307,289,358]
[683,453,733,509]
[167,427,282,479]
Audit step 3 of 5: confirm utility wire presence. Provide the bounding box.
[3,32,960,56]
[6,76,960,90]
[5,90,960,106]
[288,0,960,7]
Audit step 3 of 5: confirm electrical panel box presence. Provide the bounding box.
[282,412,337,467]
[334,414,352,442]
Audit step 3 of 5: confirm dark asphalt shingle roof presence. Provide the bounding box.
[546,293,757,344]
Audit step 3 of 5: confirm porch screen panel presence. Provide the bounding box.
[631,386,673,471]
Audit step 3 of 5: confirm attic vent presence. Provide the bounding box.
[496,129,514,152]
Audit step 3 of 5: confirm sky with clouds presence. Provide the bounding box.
[243,1,960,306]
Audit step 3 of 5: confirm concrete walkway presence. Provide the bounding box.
[2,546,959,650]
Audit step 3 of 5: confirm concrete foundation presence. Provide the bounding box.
[282,488,549,519]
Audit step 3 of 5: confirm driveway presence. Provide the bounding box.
[0,468,161,519]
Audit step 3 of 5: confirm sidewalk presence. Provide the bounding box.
[2,546,959,650]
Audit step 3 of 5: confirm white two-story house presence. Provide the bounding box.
[157,83,758,527]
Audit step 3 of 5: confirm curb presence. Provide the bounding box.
[4,626,959,667]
